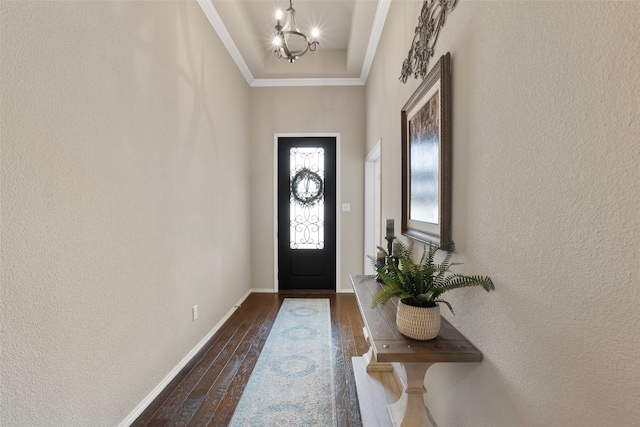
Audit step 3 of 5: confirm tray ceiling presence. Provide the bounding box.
[198,0,391,87]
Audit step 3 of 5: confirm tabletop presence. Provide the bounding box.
[351,275,482,364]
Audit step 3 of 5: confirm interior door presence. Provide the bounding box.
[277,136,336,291]
[364,143,381,274]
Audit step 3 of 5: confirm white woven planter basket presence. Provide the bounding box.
[396,301,441,340]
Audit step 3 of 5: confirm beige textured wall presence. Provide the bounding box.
[250,86,366,292]
[1,1,251,425]
[367,1,640,426]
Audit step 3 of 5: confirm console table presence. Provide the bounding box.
[350,275,482,427]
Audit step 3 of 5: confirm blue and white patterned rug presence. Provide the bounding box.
[229,298,336,427]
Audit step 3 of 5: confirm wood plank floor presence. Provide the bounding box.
[131,292,368,427]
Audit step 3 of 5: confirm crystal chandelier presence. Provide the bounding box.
[273,0,319,63]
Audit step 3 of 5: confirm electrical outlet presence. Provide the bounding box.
[192,305,198,321]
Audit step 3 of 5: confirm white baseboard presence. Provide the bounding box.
[249,287,276,293]
[249,287,355,293]
[118,290,252,427]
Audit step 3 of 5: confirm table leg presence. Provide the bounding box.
[363,346,393,372]
[387,362,434,427]
[362,327,393,372]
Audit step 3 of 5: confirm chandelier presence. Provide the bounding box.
[273,0,319,63]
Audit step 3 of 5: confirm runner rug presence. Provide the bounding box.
[229,298,336,427]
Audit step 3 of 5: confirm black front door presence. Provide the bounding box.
[277,136,336,291]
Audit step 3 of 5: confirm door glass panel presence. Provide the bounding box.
[289,147,325,249]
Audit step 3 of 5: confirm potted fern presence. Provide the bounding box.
[371,241,494,340]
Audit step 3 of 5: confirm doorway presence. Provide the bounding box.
[364,141,381,274]
[277,136,337,291]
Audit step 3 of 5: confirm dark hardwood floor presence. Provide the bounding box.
[131,292,368,427]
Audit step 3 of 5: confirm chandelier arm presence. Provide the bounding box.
[284,30,309,44]
[279,30,310,58]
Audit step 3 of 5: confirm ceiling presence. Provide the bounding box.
[198,0,391,87]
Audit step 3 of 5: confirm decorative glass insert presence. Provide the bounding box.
[290,147,325,249]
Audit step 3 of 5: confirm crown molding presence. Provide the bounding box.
[360,0,391,83]
[198,0,389,88]
[251,78,365,88]
[197,0,255,85]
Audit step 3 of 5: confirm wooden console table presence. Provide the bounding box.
[350,275,482,427]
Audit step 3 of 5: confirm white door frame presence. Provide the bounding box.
[273,133,341,292]
[364,140,381,274]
